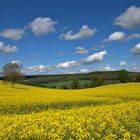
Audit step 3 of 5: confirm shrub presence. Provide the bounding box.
[91,75,104,87]
[62,85,69,89]
[136,74,140,82]
[71,80,80,89]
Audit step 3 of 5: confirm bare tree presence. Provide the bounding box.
[3,63,24,88]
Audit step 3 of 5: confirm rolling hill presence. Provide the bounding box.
[22,71,139,88]
[0,81,140,139]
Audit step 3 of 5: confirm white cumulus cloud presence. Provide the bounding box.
[23,50,107,74]
[25,65,54,73]
[98,64,115,71]
[11,60,22,65]
[0,42,18,54]
[104,32,126,42]
[81,50,107,64]
[131,43,140,55]
[120,61,127,66]
[57,61,79,68]
[80,69,89,73]
[75,46,88,54]
[60,25,96,40]
[29,17,57,36]
[114,6,140,29]
[103,65,115,71]
[0,28,25,40]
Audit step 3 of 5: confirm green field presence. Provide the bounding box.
[23,71,139,89]
[41,80,92,88]
[0,81,140,139]
[23,71,139,88]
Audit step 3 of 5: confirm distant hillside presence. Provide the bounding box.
[22,71,139,88]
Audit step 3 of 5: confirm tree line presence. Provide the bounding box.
[62,69,140,89]
[1,62,140,88]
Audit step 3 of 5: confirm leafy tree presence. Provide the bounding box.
[91,75,104,87]
[119,69,129,83]
[62,85,69,89]
[3,63,24,88]
[136,74,140,82]
[71,80,80,89]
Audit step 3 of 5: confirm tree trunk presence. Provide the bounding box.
[12,82,15,88]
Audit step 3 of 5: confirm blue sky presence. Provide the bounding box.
[0,0,140,75]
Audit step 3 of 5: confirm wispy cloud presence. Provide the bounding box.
[127,33,140,40]
[91,44,106,51]
[58,52,64,56]
[75,46,88,54]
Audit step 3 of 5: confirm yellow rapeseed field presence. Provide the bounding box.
[0,81,140,139]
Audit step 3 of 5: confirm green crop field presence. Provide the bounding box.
[44,80,92,88]
[0,81,140,139]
